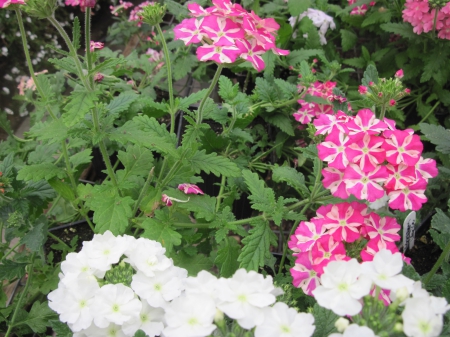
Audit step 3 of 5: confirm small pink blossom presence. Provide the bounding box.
[364,213,401,244]
[346,109,387,135]
[288,218,326,254]
[90,41,104,52]
[343,164,387,202]
[358,85,368,94]
[178,183,204,195]
[311,235,348,274]
[387,178,428,211]
[162,194,173,207]
[382,130,423,166]
[395,69,404,78]
[322,167,349,199]
[290,251,321,295]
[389,99,396,106]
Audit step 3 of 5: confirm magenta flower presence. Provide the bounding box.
[90,41,104,52]
[161,194,173,207]
[415,156,438,179]
[293,101,317,125]
[364,213,401,244]
[201,16,244,46]
[178,183,204,195]
[290,252,321,295]
[288,218,326,254]
[345,133,385,172]
[395,69,404,78]
[382,130,423,166]
[346,109,387,135]
[384,164,416,190]
[196,44,241,64]
[234,39,266,71]
[321,167,349,199]
[360,238,399,262]
[343,164,387,202]
[173,18,206,46]
[358,85,368,94]
[387,178,428,211]
[0,0,25,7]
[317,130,351,170]
[311,235,348,274]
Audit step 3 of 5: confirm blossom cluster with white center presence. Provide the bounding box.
[289,8,336,45]
[48,231,316,337]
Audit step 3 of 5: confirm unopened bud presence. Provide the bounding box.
[335,317,350,333]
[141,3,167,26]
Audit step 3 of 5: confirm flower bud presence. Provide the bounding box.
[395,69,404,79]
[141,3,166,26]
[395,286,410,302]
[335,317,350,332]
[23,0,57,19]
[214,309,224,324]
[104,261,135,287]
[394,322,403,332]
[358,85,368,95]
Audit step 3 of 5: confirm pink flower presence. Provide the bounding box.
[351,4,368,15]
[288,219,326,254]
[346,109,387,135]
[384,164,416,190]
[358,85,368,94]
[322,167,349,199]
[235,39,266,71]
[364,213,401,244]
[196,44,241,64]
[162,194,173,207]
[317,130,351,170]
[173,18,206,46]
[395,69,404,78]
[389,99,396,106]
[90,41,104,52]
[382,130,423,166]
[414,156,438,179]
[311,235,348,274]
[0,0,25,7]
[293,101,317,125]
[387,178,428,211]
[290,252,321,295]
[178,183,204,195]
[94,73,104,82]
[343,164,387,202]
[345,133,385,173]
[201,16,244,46]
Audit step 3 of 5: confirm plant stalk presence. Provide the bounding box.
[197,64,224,125]
[84,7,94,88]
[423,237,450,286]
[155,24,175,117]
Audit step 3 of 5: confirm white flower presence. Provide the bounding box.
[289,8,336,45]
[48,276,100,332]
[216,269,279,329]
[131,266,187,308]
[2,87,10,94]
[91,283,142,328]
[74,323,127,337]
[82,231,130,271]
[402,297,443,337]
[361,249,414,291]
[1,47,8,57]
[162,294,217,337]
[60,250,105,285]
[184,270,219,301]
[312,259,372,316]
[122,301,165,337]
[124,238,172,277]
[254,302,315,337]
[329,324,378,337]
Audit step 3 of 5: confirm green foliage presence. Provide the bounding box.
[380,22,417,39]
[17,163,66,182]
[311,304,339,337]
[12,301,57,333]
[420,123,450,154]
[106,91,139,116]
[187,150,241,177]
[141,212,182,253]
[215,237,241,277]
[288,0,311,16]
[171,251,212,276]
[0,260,28,281]
[287,49,324,67]
[72,17,81,51]
[63,89,99,127]
[431,208,450,234]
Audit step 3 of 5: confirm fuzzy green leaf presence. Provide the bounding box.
[48,57,78,74]
[362,64,379,86]
[218,76,239,102]
[340,29,357,52]
[141,215,182,253]
[48,178,76,201]
[117,145,154,179]
[106,91,139,116]
[72,17,81,51]
[89,58,126,76]
[17,163,66,182]
[89,194,134,235]
[70,149,93,170]
[0,260,27,281]
[178,89,207,112]
[311,304,339,337]
[274,78,298,100]
[187,150,241,177]
[286,49,324,66]
[361,9,392,27]
[342,57,366,69]
[255,77,278,103]
[63,90,99,127]
[242,170,275,212]
[14,301,57,333]
[288,0,312,17]
[29,120,68,144]
[272,166,309,196]
[173,54,198,80]
[20,220,48,254]
[28,143,60,164]
[215,238,241,277]
[176,193,216,221]
[164,0,189,20]
[380,22,417,39]
[172,252,212,276]
[420,123,450,154]
[431,208,450,234]
[265,114,295,136]
[49,320,72,337]
[238,221,277,270]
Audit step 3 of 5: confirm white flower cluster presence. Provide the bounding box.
[48,231,316,337]
[289,8,336,45]
[312,249,450,337]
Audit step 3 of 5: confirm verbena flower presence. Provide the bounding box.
[0,0,25,8]
[289,8,336,45]
[329,324,378,337]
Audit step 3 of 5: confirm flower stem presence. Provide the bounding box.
[418,101,440,124]
[132,167,155,216]
[48,232,71,251]
[197,64,224,125]
[155,24,175,114]
[5,254,36,337]
[85,7,94,88]
[423,237,450,286]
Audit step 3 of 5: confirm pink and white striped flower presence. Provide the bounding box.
[196,44,241,64]
[363,213,401,244]
[345,133,385,172]
[343,164,387,202]
[288,218,326,254]
[178,183,204,195]
[291,251,321,295]
[173,18,206,45]
[346,109,387,135]
[235,39,266,71]
[322,167,349,199]
[201,16,244,46]
[382,130,423,166]
[311,235,348,274]
[317,130,351,170]
[387,178,428,211]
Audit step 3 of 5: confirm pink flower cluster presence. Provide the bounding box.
[289,201,405,296]
[65,0,96,11]
[110,0,133,17]
[0,0,25,8]
[293,81,347,125]
[348,0,376,16]
[403,0,450,39]
[314,108,438,211]
[128,1,155,27]
[173,0,289,71]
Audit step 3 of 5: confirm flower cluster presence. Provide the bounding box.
[129,1,155,26]
[314,108,437,211]
[348,0,376,16]
[110,0,133,17]
[293,81,347,125]
[403,0,450,39]
[173,0,289,71]
[310,250,449,337]
[0,0,25,8]
[49,231,317,337]
[65,0,96,12]
[289,201,407,295]
[288,8,336,45]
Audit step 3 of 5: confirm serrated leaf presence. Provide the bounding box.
[286,49,324,66]
[28,143,60,164]
[106,91,139,116]
[48,178,76,201]
[29,119,68,144]
[380,22,417,39]
[215,238,241,277]
[288,0,312,17]
[14,301,57,333]
[274,78,298,100]
[164,0,189,20]
[49,320,72,337]
[179,89,207,112]
[218,75,239,102]
[402,264,421,281]
[21,220,47,254]
[89,194,134,235]
[63,90,99,127]
[117,145,154,179]
[429,229,450,252]
[72,17,81,51]
[141,216,182,253]
[69,148,93,170]
[0,260,27,281]
[17,163,66,182]
[311,304,339,337]
[340,29,357,52]
[431,209,450,234]
[255,77,278,103]
[361,9,392,27]
[187,150,241,177]
[242,170,276,212]
[420,123,450,154]
[89,58,126,76]
[371,47,390,62]
[172,252,212,276]
[173,54,198,81]
[48,57,78,74]
[342,57,366,69]
[265,114,295,136]
[362,64,379,86]
[238,221,277,270]
[176,193,216,221]
[272,166,309,196]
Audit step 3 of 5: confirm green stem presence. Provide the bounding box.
[132,168,155,216]
[48,232,71,251]
[85,7,94,88]
[12,134,32,143]
[379,102,387,120]
[310,159,323,200]
[3,241,22,260]
[155,24,175,115]
[215,174,227,212]
[423,238,450,286]
[5,254,35,337]
[197,64,224,125]
[418,101,440,124]
[47,15,91,90]
[432,7,439,39]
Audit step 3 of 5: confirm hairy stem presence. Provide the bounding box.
[197,64,224,125]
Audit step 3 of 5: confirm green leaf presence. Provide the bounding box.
[14,301,57,333]
[274,78,298,100]
[420,123,450,154]
[141,215,182,253]
[380,22,417,39]
[29,120,68,144]
[133,330,147,337]
[28,143,60,164]
[48,178,76,201]
[218,76,239,102]
[89,58,126,76]
[402,264,421,281]
[63,89,99,127]
[173,54,198,81]
[17,163,66,182]
[288,0,312,16]
[106,91,139,116]
[361,9,392,27]
[265,114,295,136]
[70,148,93,170]
[21,220,48,254]
[255,77,277,103]
[49,320,72,337]
[371,48,390,62]
[215,238,241,277]
[88,194,134,235]
[178,89,208,112]
[172,252,212,276]
[238,221,277,270]
[272,166,309,196]
[287,49,324,66]
[72,17,81,51]
[117,145,154,179]
[176,194,216,221]
[362,64,378,86]
[431,209,450,234]
[48,57,78,74]
[242,170,275,211]
[311,304,339,337]
[342,57,366,69]
[0,260,27,281]
[187,150,241,177]
[164,0,189,20]
[429,229,450,252]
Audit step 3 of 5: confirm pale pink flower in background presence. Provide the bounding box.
[0,0,25,8]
